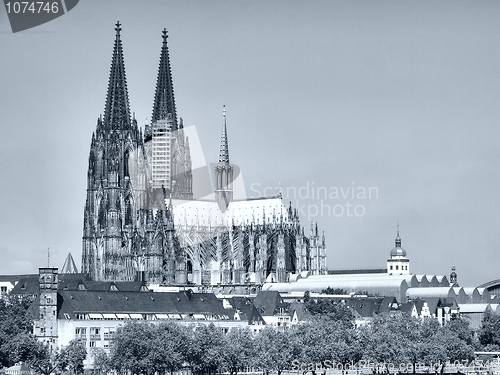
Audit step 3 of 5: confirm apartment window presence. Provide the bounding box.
[90,327,100,340]
[75,328,87,335]
[75,327,87,341]
[103,327,116,340]
[89,341,96,348]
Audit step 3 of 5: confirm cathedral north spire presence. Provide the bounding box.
[103,21,131,130]
[151,28,177,129]
[218,105,230,163]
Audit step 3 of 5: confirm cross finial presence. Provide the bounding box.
[115,21,121,35]
[397,220,400,235]
[162,28,168,42]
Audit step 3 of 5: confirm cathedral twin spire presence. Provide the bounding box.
[103,22,177,135]
[103,21,131,130]
[103,21,229,163]
[151,28,177,129]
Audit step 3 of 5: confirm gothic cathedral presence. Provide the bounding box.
[82,23,327,285]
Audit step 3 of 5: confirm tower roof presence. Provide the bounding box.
[61,252,79,274]
[390,223,406,257]
[151,29,177,129]
[218,105,230,163]
[103,21,131,130]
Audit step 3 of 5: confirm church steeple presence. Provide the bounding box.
[214,106,233,211]
[151,28,177,129]
[103,21,131,130]
[218,105,229,163]
[387,222,409,275]
[395,221,402,248]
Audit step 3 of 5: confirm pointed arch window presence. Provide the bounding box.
[98,202,106,226]
[125,198,133,226]
[124,149,130,177]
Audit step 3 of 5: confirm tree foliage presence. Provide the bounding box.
[222,327,255,375]
[303,297,354,328]
[101,310,478,375]
[58,340,87,375]
[0,295,37,367]
[478,309,500,349]
[359,312,474,373]
[321,287,347,295]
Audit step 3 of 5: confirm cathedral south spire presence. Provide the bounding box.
[151,28,177,130]
[103,21,131,130]
[146,29,193,200]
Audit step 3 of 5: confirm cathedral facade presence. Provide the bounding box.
[82,23,327,285]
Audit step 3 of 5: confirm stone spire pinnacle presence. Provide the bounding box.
[218,105,230,163]
[103,21,131,130]
[151,28,177,129]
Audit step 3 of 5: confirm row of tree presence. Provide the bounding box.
[91,312,479,375]
[3,294,500,375]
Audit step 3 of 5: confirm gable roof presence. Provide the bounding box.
[12,275,146,295]
[252,291,287,316]
[345,298,380,318]
[229,297,265,325]
[423,297,442,314]
[378,296,399,313]
[30,290,231,320]
[288,301,312,322]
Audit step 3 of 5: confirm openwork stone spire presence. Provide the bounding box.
[151,28,177,129]
[218,105,230,163]
[103,21,131,130]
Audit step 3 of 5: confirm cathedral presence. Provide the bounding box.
[81,22,327,286]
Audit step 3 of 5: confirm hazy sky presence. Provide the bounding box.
[1,1,500,287]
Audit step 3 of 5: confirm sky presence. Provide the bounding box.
[1,1,500,288]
